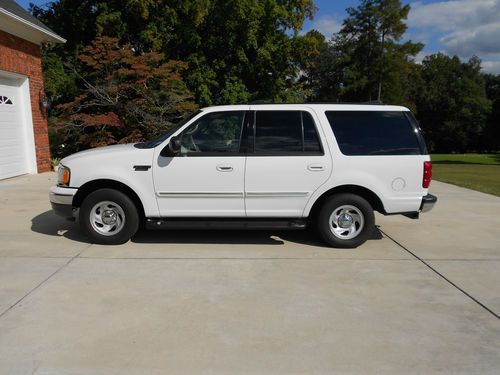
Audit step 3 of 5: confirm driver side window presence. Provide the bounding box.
[180,111,245,154]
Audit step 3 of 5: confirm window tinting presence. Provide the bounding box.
[325,111,422,155]
[254,111,322,154]
[180,111,244,154]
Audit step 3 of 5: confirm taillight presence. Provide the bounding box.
[423,161,432,188]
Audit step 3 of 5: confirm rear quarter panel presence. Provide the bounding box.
[303,108,430,216]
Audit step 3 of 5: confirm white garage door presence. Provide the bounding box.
[0,78,31,180]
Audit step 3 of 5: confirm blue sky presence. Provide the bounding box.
[304,0,500,73]
[18,0,500,73]
[303,0,443,51]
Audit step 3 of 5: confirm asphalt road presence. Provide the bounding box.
[0,173,499,374]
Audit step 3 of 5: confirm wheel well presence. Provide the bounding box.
[309,185,385,219]
[73,179,145,219]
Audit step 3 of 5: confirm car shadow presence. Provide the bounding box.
[132,224,383,247]
[31,210,383,247]
[31,210,90,243]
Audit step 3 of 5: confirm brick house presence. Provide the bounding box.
[0,0,64,179]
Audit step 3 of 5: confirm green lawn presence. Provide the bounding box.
[431,154,500,197]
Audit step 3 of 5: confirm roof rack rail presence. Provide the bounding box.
[246,100,385,105]
[248,100,274,104]
[361,100,383,105]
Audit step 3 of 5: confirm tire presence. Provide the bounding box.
[317,194,375,248]
[79,188,139,245]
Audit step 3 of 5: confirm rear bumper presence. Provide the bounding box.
[420,194,437,213]
[49,186,77,219]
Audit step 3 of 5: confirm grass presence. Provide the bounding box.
[431,154,500,197]
[431,153,500,165]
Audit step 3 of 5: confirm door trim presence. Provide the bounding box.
[157,191,244,198]
[245,192,309,198]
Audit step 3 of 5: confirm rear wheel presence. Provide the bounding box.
[317,194,375,248]
[79,188,139,245]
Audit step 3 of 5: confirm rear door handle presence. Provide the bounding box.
[217,164,233,172]
[308,164,325,171]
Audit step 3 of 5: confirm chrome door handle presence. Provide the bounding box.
[217,164,233,172]
[308,164,325,171]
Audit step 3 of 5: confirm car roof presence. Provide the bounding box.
[201,103,410,112]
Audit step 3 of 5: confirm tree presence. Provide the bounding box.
[307,0,422,103]
[483,74,500,151]
[31,0,98,55]
[50,37,196,157]
[301,30,344,102]
[409,54,491,152]
[32,0,318,107]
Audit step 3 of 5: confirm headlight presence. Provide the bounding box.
[57,165,71,186]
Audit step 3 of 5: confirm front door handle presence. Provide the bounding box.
[217,164,233,172]
[308,164,325,171]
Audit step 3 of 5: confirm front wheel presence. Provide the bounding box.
[79,188,139,245]
[317,194,375,248]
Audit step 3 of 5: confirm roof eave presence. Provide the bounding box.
[0,7,66,44]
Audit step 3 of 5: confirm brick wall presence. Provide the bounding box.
[0,29,51,173]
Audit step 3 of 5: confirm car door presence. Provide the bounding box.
[244,106,332,217]
[153,110,247,217]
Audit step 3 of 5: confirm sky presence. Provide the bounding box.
[17,0,500,74]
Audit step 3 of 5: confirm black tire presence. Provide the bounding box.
[317,194,375,248]
[79,188,139,245]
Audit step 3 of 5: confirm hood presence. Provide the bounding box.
[61,143,151,166]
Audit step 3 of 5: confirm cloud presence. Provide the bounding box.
[413,51,430,64]
[308,15,342,39]
[407,0,497,32]
[439,23,500,57]
[408,1,500,56]
[481,59,500,74]
[407,0,500,73]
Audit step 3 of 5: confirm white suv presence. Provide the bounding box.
[49,104,436,247]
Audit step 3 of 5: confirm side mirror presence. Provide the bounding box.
[160,136,181,157]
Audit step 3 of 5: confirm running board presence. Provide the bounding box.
[145,218,307,230]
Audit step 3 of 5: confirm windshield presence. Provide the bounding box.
[135,110,202,149]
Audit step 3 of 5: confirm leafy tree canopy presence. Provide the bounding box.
[408,54,491,152]
[50,37,196,157]
[306,0,422,104]
[483,74,500,151]
[33,0,317,106]
[33,0,498,153]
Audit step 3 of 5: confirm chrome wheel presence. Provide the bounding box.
[328,205,364,240]
[89,201,126,236]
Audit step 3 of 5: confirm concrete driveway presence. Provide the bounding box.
[0,173,499,374]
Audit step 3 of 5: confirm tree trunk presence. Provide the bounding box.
[377,30,386,102]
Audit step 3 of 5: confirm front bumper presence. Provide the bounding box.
[49,186,77,219]
[420,193,437,213]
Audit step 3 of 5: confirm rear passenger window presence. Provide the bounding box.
[325,111,422,155]
[254,111,322,154]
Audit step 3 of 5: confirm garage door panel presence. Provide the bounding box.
[0,126,17,136]
[0,137,19,149]
[0,110,17,116]
[0,80,30,180]
[0,144,24,157]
